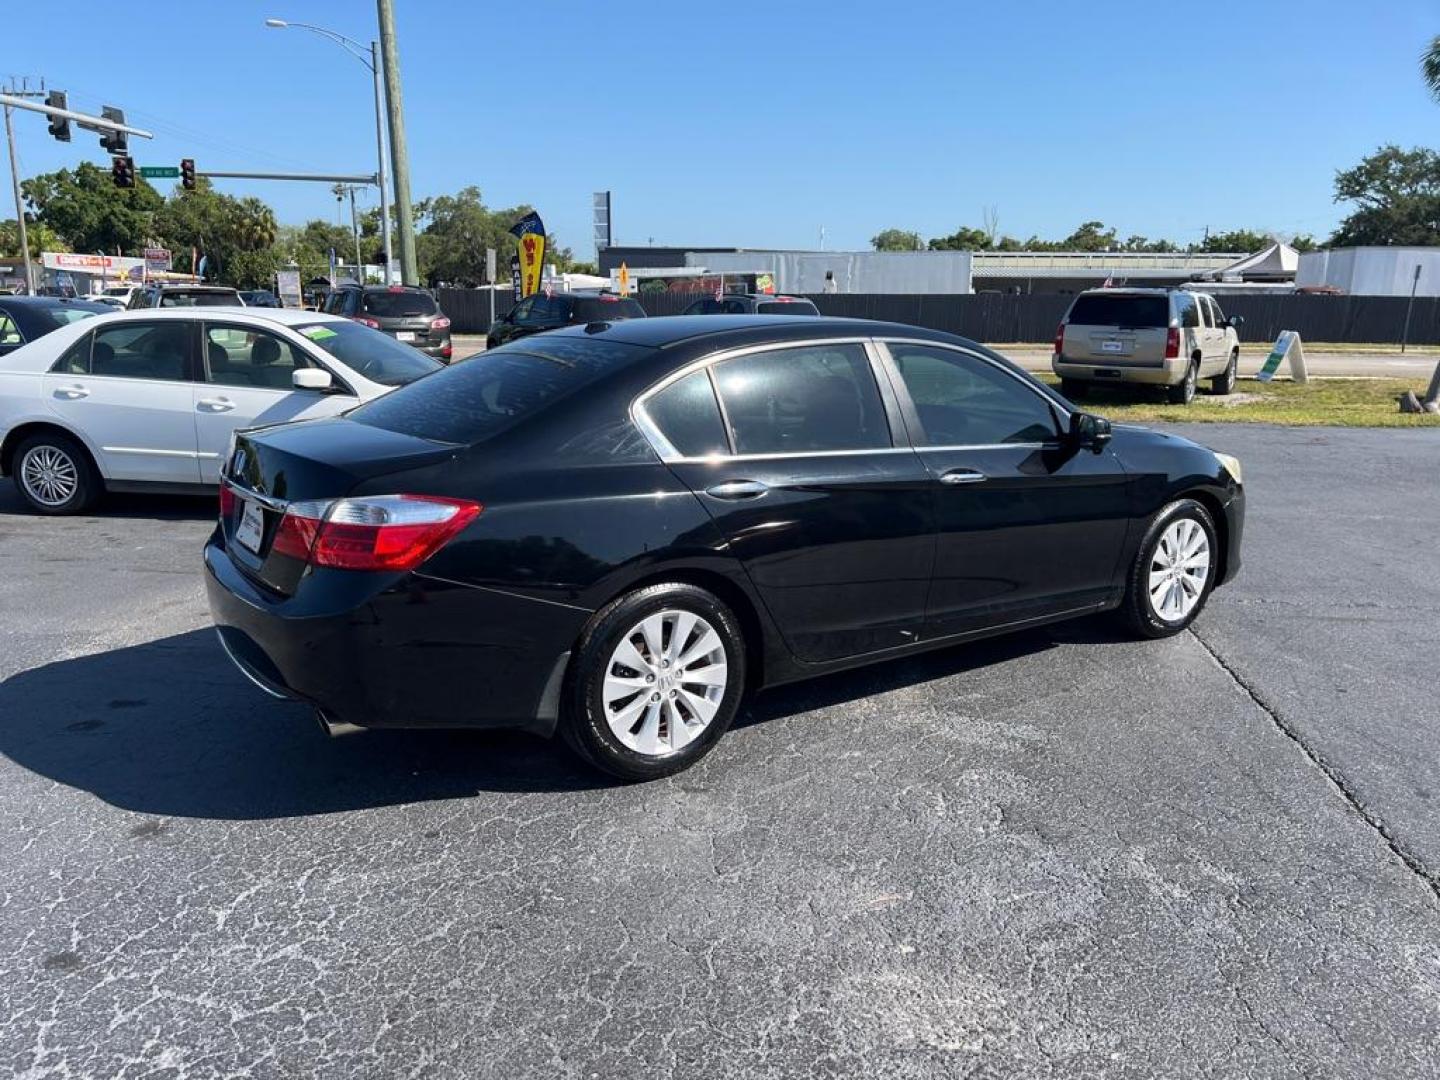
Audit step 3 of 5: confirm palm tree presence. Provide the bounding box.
[1423,35,1440,102]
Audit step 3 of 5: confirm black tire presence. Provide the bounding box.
[1060,377,1088,400]
[1119,498,1218,639]
[1166,359,1199,405]
[1210,350,1238,395]
[561,582,747,781]
[12,431,102,515]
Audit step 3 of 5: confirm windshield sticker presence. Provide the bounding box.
[302,326,338,342]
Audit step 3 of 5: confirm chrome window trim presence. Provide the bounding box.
[874,337,1074,428]
[631,336,886,464]
[661,447,919,466]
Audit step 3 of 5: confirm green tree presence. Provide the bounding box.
[1195,228,1273,253]
[870,228,924,252]
[928,225,992,251]
[154,180,284,286]
[0,218,67,258]
[1329,145,1440,246]
[21,162,162,254]
[1058,220,1118,251]
[1423,34,1440,102]
[412,187,574,285]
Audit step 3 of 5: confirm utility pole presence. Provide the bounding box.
[3,79,43,294]
[370,41,393,285]
[377,0,417,285]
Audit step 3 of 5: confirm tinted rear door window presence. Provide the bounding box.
[348,337,652,444]
[1066,294,1169,328]
[712,344,890,455]
[572,297,646,321]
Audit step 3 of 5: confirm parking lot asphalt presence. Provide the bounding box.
[1,424,1437,1078]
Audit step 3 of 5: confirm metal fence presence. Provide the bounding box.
[437,288,1440,345]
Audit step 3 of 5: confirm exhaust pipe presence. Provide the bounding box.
[315,709,365,738]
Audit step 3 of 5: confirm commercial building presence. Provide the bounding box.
[598,245,1246,295]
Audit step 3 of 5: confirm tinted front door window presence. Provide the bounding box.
[882,341,1130,635]
[888,345,1057,446]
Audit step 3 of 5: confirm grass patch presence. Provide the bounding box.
[1036,376,1440,428]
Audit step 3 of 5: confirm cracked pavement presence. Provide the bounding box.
[1,423,1437,1078]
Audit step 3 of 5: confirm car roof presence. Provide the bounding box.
[0,295,112,311]
[536,313,966,351]
[78,306,348,328]
[1075,287,1177,297]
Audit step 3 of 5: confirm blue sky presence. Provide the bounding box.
[5,1,1439,257]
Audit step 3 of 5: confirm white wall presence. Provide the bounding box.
[1297,247,1440,297]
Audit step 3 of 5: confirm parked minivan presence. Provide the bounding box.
[1052,288,1240,404]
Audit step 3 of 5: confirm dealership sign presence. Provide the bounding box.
[144,246,172,273]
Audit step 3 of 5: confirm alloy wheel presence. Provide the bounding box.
[601,609,728,756]
[1148,518,1210,621]
[19,445,80,508]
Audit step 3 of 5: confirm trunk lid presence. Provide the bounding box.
[221,417,459,595]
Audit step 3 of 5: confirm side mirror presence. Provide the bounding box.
[1069,411,1112,453]
[1228,315,1245,327]
[292,367,334,392]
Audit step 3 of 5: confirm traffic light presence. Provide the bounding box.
[111,156,135,189]
[46,90,70,142]
[180,158,196,191]
[98,106,127,155]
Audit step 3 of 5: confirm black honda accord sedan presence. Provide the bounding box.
[205,316,1244,779]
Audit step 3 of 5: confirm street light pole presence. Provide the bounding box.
[264,18,394,284]
[376,0,418,286]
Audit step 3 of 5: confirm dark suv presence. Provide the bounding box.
[325,285,453,361]
[682,293,820,316]
[127,284,244,309]
[486,292,646,349]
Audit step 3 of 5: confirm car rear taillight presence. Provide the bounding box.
[271,495,481,572]
[218,481,235,521]
[431,316,451,331]
[1053,322,1065,358]
[1165,327,1181,359]
[354,316,380,329]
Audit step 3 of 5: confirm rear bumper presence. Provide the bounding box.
[203,533,586,736]
[1054,355,1186,386]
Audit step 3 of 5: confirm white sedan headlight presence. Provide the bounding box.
[1214,451,1242,485]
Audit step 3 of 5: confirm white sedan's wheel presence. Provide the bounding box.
[19,444,80,507]
[1147,517,1211,622]
[602,608,728,756]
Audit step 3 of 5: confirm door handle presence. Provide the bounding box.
[197,397,235,412]
[54,385,89,400]
[939,468,987,485]
[705,479,769,500]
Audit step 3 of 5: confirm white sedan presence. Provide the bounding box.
[0,307,442,513]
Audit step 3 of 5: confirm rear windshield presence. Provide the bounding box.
[348,336,651,444]
[1066,294,1169,328]
[159,291,241,307]
[295,321,442,386]
[33,305,103,330]
[757,300,819,316]
[362,290,438,317]
[572,297,645,322]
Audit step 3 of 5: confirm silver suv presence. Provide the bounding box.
[1052,288,1240,404]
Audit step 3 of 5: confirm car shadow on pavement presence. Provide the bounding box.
[0,617,1124,819]
[0,485,216,522]
[0,628,607,820]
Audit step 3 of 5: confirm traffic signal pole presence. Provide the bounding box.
[3,93,33,293]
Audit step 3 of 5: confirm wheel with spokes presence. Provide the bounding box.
[13,431,100,515]
[563,583,746,780]
[1120,498,1217,638]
